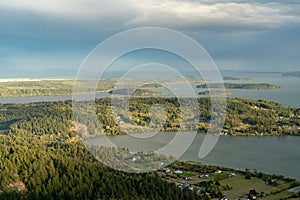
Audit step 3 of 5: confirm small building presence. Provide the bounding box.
[131,157,137,162]
[162,168,171,173]
[174,170,183,174]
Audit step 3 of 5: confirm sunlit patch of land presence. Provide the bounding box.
[159,161,300,200]
[0,77,203,97]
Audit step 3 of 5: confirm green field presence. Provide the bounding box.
[161,162,300,200]
[220,175,272,198]
[220,174,295,199]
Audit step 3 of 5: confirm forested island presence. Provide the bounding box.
[0,97,299,199]
[197,83,281,90]
[223,76,252,80]
[198,90,231,96]
[109,88,161,96]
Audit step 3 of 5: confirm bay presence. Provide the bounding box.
[87,133,300,180]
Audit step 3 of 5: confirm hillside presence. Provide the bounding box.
[0,97,299,137]
[0,97,299,199]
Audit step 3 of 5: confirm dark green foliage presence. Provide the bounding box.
[195,180,224,199]
[248,189,258,199]
[0,97,299,139]
[0,134,200,200]
[245,173,252,180]
[224,98,299,135]
[170,161,218,174]
[0,100,205,199]
[0,97,298,199]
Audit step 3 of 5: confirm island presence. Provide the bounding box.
[109,88,161,96]
[140,83,164,88]
[197,83,281,90]
[0,77,202,98]
[223,76,252,80]
[198,90,231,96]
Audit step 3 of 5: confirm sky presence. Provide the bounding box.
[0,0,300,77]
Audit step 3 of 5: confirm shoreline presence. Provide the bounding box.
[0,77,72,82]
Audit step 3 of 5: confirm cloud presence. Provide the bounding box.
[0,0,133,23]
[0,0,299,74]
[124,0,300,31]
[1,0,300,32]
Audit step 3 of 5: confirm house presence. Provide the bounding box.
[162,168,171,173]
[131,157,137,162]
[174,170,183,174]
[178,184,184,189]
[178,184,190,190]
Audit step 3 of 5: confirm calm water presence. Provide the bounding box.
[222,71,300,108]
[87,133,300,180]
[183,134,300,180]
[0,71,299,107]
[0,72,299,179]
[151,71,300,107]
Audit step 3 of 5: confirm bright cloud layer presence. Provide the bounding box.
[1,0,300,31]
[125,0,300,31]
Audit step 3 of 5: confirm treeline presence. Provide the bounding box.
[1,97,299,138]
[224,98,300,135]
[0,133,202,199]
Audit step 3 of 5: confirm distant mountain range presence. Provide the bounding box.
[282,71,300,77]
